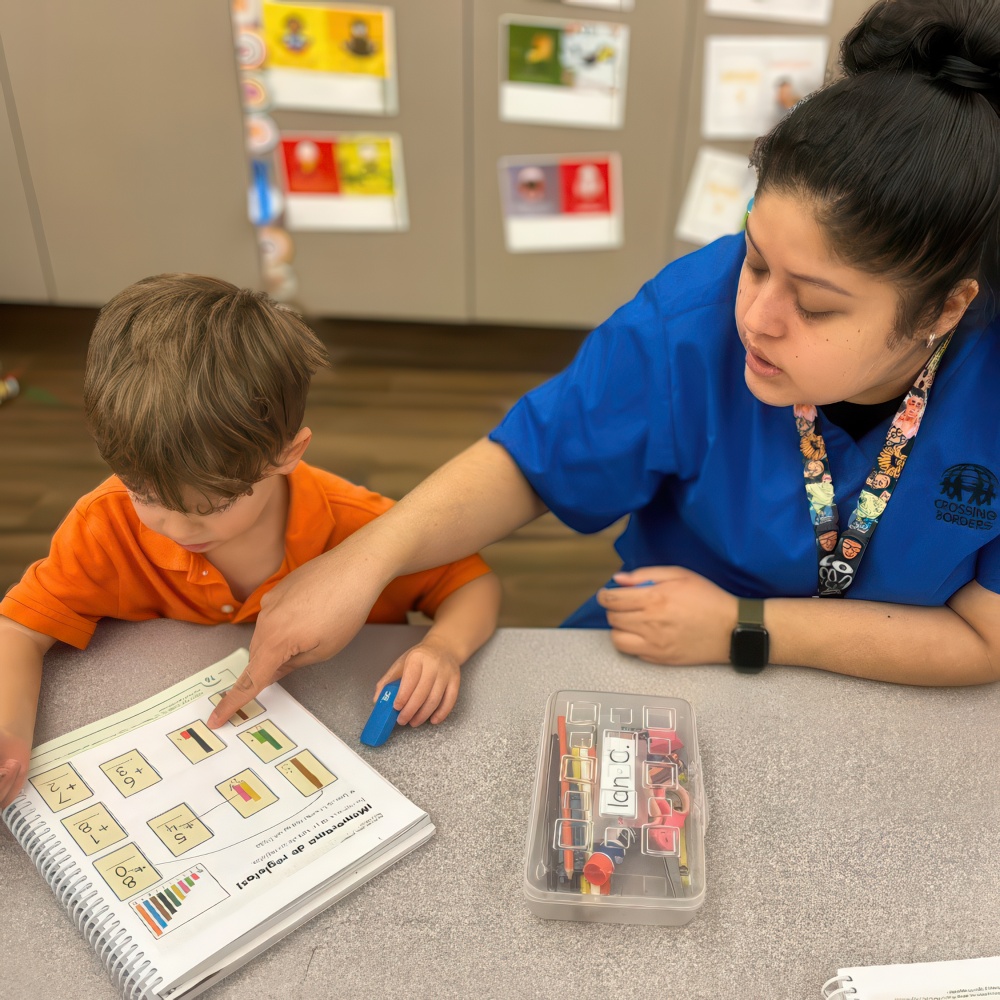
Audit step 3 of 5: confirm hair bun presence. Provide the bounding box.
[842,0,1000,101]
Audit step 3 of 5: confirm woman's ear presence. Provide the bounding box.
[929,278,980,340]
[273,427,312,475]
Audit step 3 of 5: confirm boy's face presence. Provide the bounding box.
[127,477,282,555]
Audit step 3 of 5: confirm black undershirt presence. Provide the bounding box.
[819,392,907,442]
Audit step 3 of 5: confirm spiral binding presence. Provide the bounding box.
[4,801,165,1000]
[821,974,858,998]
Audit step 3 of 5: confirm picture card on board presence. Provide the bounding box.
[256,2,398,114]
[705,0,832,25]
[675,147,756,247]
[563,0,634,10]
[500,17,629,129]
[499,153,623,253]
[276,133,408,232]
[702,35,829,139]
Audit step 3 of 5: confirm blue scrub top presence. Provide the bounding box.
[489,235,1000,628]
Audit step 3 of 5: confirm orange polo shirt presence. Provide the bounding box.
[1,462,491,649]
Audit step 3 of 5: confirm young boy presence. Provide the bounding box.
[0,274,501,808]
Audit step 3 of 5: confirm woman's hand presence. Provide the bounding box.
[208,539,390,728]
[597,566,738,665]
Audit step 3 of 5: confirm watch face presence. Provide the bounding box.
[730,625,768,672]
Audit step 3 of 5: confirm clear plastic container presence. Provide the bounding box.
[524,689,707,925]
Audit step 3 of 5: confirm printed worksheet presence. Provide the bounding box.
[241,1,399,114]
[706,0,832,25]
[275,131,408,231]
[14,651,429,995]
[499,152,623,253]
[702,35,829,139]
[500,16,630,129]
[675,147,755,246]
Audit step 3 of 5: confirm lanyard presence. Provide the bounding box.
[794,336,951,597]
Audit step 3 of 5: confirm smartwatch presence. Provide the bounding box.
[730,598,769,673]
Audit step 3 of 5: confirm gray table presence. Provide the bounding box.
[2,619,998,1000]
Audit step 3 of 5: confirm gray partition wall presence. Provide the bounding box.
[0,1,876,325]
[671,0,876,261]
[0,37,47,304]
[0,1,259,306]
[471,0,695,329]
[272,0,469,321]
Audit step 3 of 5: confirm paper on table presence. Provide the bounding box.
[823,955,1000,999]
[11,651,431,998]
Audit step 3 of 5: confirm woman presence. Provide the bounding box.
[210,0,1000,727]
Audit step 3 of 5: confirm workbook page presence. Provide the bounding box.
[828,955,1000,999]
[11,651,428,993]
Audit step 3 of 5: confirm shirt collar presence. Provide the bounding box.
[282,461,336,570]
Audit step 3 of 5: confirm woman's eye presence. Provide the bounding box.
[796,304,833,321]
[744,259,767,276]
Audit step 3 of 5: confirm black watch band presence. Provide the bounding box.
[730,597,769,673]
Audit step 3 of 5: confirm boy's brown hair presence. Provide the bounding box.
[84,274,329,512]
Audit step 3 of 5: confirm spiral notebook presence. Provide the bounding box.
[822,955,1000,999]
[2,649,434,1000]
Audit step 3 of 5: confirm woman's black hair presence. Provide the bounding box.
[750,0,1000,334]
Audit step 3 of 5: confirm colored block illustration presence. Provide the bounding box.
[100,749,162,797]
[147,803,214,857]
[129,865,230,939]
[276,750,338,796]
[167,720,225,763]
[61,802,127,857]
[216,768,278,818]
[94,843,161,901]
[238,720,296,763]
[29,763,92,813]
[208,690,265,725]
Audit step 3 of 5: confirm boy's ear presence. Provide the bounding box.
[273,427,312,474]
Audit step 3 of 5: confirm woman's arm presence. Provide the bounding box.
[209,439,545,726]
[769,580,1000,685]
[602,568,1000,685]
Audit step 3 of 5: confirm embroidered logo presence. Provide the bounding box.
[935,464,998,531]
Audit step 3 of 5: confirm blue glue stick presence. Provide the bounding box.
[361,679,402,747]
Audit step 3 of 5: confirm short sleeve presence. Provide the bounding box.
[372,553,493,622]
[972,532,1000,596]
[314,471,494,623]
[489,280,677,534]
[0,507,121,648]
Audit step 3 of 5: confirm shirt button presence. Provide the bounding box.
[202,570,209,577]
[221,604,234,614]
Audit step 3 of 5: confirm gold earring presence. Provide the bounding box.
[927,333,936,347]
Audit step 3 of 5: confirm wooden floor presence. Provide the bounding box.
[0,305,622,628]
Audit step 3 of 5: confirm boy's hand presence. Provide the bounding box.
[0,729,31,810]
[373,635,461,728]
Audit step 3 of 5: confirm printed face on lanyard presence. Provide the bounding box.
[819,555,854,592]
[841,537,862,560]
[735,191,945,408]
[795,340,952,597]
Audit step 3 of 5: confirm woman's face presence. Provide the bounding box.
[735,190,936,407]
